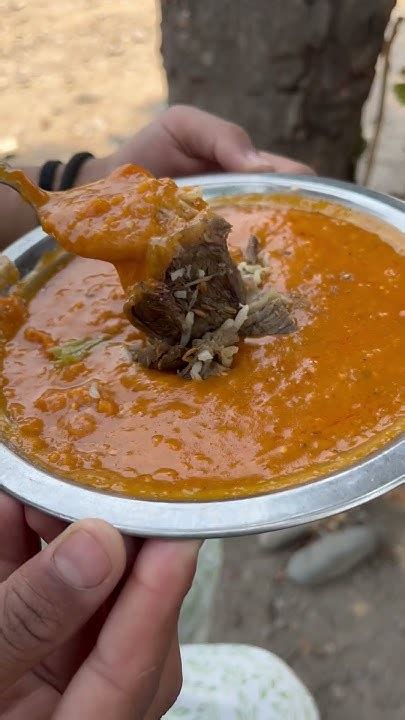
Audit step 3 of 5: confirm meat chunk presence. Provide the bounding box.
[124,216,246,343]
[131,320,240,379]
[245,234,260,265]
[127,216,297,380]
[240,289,296,337]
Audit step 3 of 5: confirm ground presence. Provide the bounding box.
[1,2,404,718]
[0,0,166,163]
[212,498,405,719]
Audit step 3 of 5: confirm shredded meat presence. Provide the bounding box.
[124,216,245,344]
[245,234,260,265]
[127,219,297,380]
[240,290,296,337]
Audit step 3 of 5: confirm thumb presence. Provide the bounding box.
[0,519,126,692]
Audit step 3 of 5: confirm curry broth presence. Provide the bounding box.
[1,195,404,500]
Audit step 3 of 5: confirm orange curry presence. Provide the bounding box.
[0,195,404,500]
[0,164,209,292]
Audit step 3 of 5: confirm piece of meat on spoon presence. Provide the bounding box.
[124,215,247,344]
[0,162,296,379]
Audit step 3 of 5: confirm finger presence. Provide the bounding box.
[163,105,315,175]
[42,533,142,693]
[55,539,201,720]
[25,506,67,544]
[20,535,142,693]
[24,506,143,691]
[0,493,39,581]
[0,519,126,692]
[145,632,182,720]
[34,599,112,693]
[29,536,142,693]
[244,150,316,175]
[25,507,140,572]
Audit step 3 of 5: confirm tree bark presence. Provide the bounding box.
[160,0,395,179]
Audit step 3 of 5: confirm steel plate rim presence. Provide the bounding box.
[0,437,403,537]
[1,172,404,536]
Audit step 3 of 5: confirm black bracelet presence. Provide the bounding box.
[38,160,62,191]
[59,152,95,191]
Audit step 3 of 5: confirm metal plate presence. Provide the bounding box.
[1,174,404,537]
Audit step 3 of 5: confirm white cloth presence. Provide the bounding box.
[166,644,320,719]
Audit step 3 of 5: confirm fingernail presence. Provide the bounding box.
[53,529,112,589]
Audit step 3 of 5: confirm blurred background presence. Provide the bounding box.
[0,0,404,193]
[1,2,404,718]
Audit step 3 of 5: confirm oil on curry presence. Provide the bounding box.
[0,164,404,500]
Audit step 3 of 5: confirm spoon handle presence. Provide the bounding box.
[0,161,48,208]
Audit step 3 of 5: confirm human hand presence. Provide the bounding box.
[83,105,314,183]
[0,492,200,719]
[0,105,313,250]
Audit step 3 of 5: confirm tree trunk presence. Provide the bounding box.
[160,0,395,179]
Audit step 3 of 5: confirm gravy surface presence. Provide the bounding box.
[0,163,208,292]
[1,196,404,499]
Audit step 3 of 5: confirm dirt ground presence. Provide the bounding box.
[0,0,166,163]
[212,499,405,720]
[1,2,404,719]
